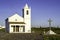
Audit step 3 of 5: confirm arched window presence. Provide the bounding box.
[27,10,29,15]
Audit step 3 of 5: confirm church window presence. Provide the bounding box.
[27,10,29,15]
[15,19,17,21]
[28,30,30,32]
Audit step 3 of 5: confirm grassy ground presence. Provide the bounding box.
[0,32,43,40]
[31,27,60,34]
[32,27,60,40]
[0,28,60,40]
[43,35,60,40]
[0,28,43,40]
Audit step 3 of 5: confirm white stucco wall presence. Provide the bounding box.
[6,4,31,33]
[23,4,31,33]
[9,24,25,33]
[8,14,24,22]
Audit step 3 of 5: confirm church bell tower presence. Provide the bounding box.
[22,4,31,33]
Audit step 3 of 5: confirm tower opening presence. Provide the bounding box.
[27,10,29,15]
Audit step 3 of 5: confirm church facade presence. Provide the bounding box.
[5,4,31,33]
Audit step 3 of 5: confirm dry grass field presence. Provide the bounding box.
[0,27,60,40]
[0,32,43,40]
[0,28,43,40]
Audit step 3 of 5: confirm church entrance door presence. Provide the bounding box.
[16,25,19,32]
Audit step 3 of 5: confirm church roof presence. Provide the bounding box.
[24,3,29,8]
[9,13,23,19]
[8,13,24,22]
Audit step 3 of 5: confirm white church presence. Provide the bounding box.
[5,4,31,33]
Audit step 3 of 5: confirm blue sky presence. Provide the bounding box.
[0,0,60,27]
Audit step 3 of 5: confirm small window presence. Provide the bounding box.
[27,10,29,15]
[28,30,31,32]
[15,19,17,21]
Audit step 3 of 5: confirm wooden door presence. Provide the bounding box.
[16,26,19,32]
